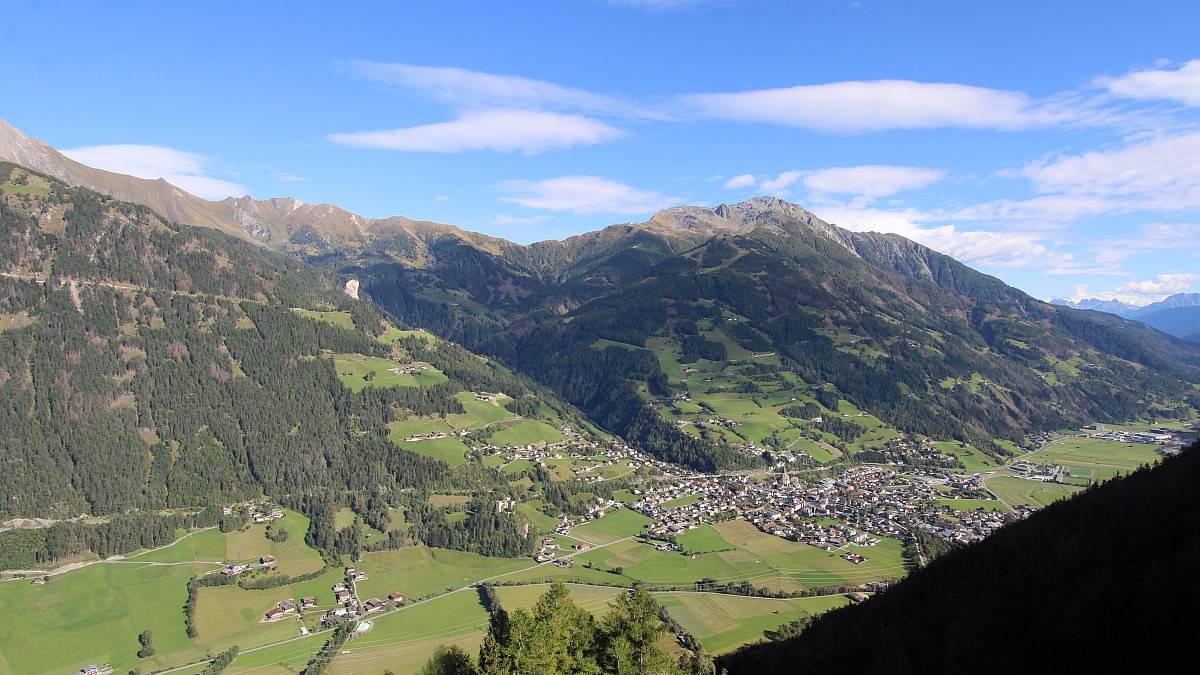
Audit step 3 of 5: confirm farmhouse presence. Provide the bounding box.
[265,608,285,621]
[364,598,387,614]
[260,555,275,565]
[389,592,405,604]
[302,596,317,608]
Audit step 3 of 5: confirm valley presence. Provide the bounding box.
[0,160,1198,674]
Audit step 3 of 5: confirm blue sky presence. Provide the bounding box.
[3,0,1200,304]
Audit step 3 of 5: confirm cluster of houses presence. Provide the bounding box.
[863,438,965,469]
[624,463,1031,553]
[316,567,404,626]
[534,537,563,563]
[554,500,622,536]
[388,364,428,375]
[405,431,447,442]
[481,435,651,484]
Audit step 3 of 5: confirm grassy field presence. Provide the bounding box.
[1031,435,1162,481]
[656,592,851,654]
[986,476,1083,508]
[489,420,566,446]
[0,512,324,675]
[226,634,324,674]
[0,560,206,674]
[333,354,448,392]
[675,525,736,554]
[935,441,998,471]
[330,590,491,675]
[293,308,354,330]
[569,508,654,545]
[354,547,531,601]
[540,519,907,594]
[493,583,627,616]
[387,419,472,466]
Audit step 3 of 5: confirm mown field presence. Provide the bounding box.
[986,476,1083,508]
[353,547,532,602]
[1030,434,1163,482]
[657,592,852,653]
[333,354,448,392]
[0,509,326,675]
[329,590,492,675]
[567,508,654,545]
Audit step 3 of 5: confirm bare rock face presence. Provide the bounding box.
[344,278,360,300]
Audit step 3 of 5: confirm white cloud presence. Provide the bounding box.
[759,170,804,194]
[327,110,623,154]
[1101,59,1200,107]
[803,165,947,198]
[434,195,451,202]
[819,205,1066,269]
[273,172,306,182]
[495,176,680,215]
[1021,132,1200,213]
[723,173,756,189]
[62,144,248,199]
[1113,273,1200,298]
[950,132,1200,227]
[347,61,663,120]
[683,80,1071,132]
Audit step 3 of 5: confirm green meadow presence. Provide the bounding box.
[292,308,354,330]
[657,592,851,654]
[986,476,1083,508]
[330,591,492,675]
[353,547,532,601]
[1031,435,1162,481]
[568,508,654,545]
[333,354,448,392]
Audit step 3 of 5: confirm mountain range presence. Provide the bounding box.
[1051,293,1200,343]
[3,117,1199,479]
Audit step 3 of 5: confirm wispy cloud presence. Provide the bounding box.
[681,80,1077,132]
[760,170,805,194]
[1100,59,1200,107]
[62,144,248,199]
[273,172,306,182]
[803,165,947,198]
[724,165,947,200]
[819,204,1067,269]
[327,110,623,154]
[1022,132,1200,213]
[495,175,680,215]
[346,61,665,120]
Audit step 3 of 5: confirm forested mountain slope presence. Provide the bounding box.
[719,441,1200,674]
[333,199,1200,470]
[0,163,589,531]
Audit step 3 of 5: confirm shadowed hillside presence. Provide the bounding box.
[720,441,1200,674]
